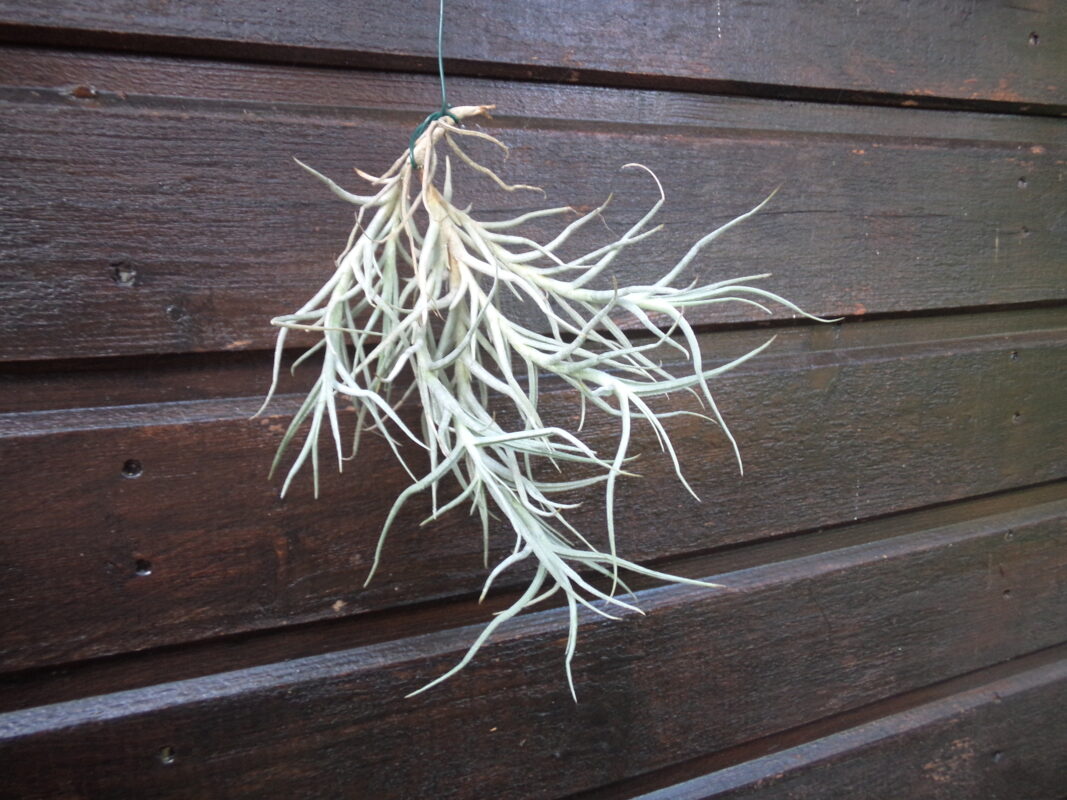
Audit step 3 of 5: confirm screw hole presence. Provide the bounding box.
[1020,226,1030,238]
[158,746,176,765]
[1012,411,1022,424]
[121,459,143,478]
[166,305,186,322]
[1028,32,1039,46]
[992,750,1005,763]
[1008,350,1019,361]
[134,559,153,577]
[1017,177,1028,189]
[109,260,137,287]
[1002,589,1012,600]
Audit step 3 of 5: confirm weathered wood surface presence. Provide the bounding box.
[0,348,307,415]
[1,6,1065,798]
[1,500,1064,799]
[3,482,1064,716]
[631,653,1067,799]
[8,48,1067,143]
[0,1,1064,109]
[2,312,1065,672]
[1,50,1065,361]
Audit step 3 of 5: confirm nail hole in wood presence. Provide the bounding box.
[157,746,176,765]
[135,559,152,577]
[121,459,143,478]
[1028,32,1039,46]
[109,260,137,287]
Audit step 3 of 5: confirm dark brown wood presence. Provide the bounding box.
[1,9,1065,799]
[3,481,1064,715]
[630,655,1067,799]
[0,349,314,415]
[0,1,1064,109]
[570,642,1067,799]
[1,501,1065,799]
[2,312,1065,672]
[2,50,1065,361]
[7,48,1066,143]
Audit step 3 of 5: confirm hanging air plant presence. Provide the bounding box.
[257,103,827,698]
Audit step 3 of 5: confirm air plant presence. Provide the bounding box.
[258,104,825,698]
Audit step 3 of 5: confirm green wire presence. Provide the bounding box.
[435,0,448,111]
[410,0,459,168]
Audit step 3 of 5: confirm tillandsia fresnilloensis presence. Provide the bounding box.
[258,105,828,698]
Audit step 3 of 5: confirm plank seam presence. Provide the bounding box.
[0,28,1064,119]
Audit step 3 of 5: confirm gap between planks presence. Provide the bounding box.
[1,307,1065,436]
[1,479,1064,714]
[571,640,1067,800]
[0,26,1063,118]
[3,48,1067,145]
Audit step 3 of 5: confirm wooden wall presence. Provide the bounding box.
[1,2,1065,797]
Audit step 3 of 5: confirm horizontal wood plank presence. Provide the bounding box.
[2,8,1065,800]
[1,52,1065,361]
[2,314,1065,671]
[0,348,311,415]
[1,500,1065,799]
[0,1,1064,108]
[633,654,1067,799]
[2,481,1064,716]
[7,48,1067,144]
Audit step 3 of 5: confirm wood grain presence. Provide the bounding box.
[2,482,1063,716]
[1,51,1065,361]
[1,500,1064,799]
[6,48,1066,143]
[2,314,1064,672]
[1,8,1065,798]
[632,655,1067,799]
[0,1,1063,108]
